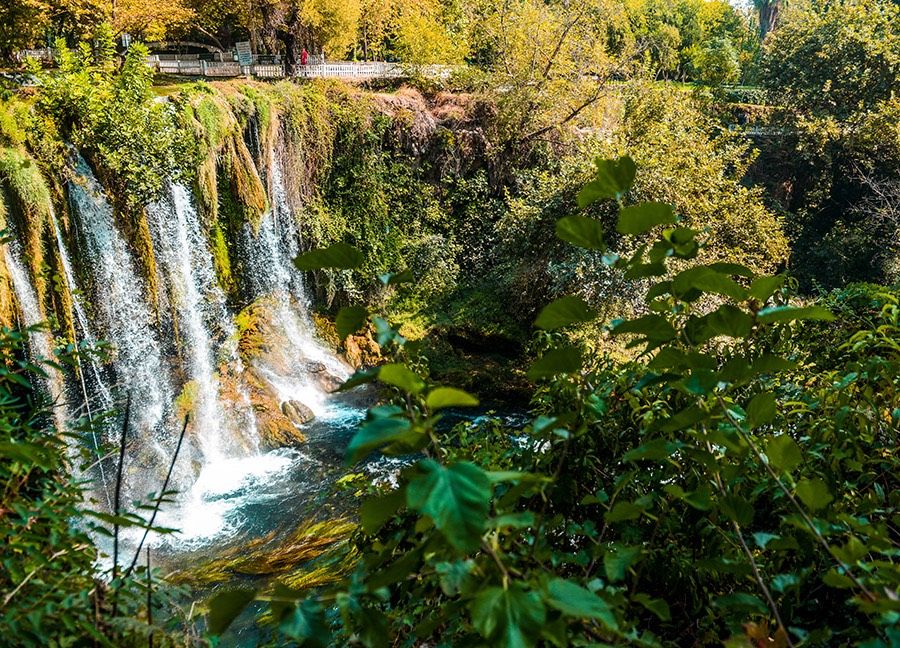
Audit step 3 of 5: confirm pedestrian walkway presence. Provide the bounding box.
[146,55,450,80]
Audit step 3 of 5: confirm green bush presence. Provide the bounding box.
[210,158,899,646]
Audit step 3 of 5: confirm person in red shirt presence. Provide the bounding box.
[300,48,309,66]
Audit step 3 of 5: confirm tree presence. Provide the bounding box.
[761,0,900,118]
[0,0,49,61]
[693,35,740,85]
[106,0,196,41]
[754,0,781,38]
[466,0,632,152]
[394,0,466,66]
[298,0,361,56]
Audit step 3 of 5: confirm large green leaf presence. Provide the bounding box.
[360,487,407,534]
[746,391,776,428]
[335,367,379,392]
[632,593,671,621]
[471,584,546,648]
[604,545,641,582]
[346,413,416,464]
[748,275,785,301]
[527,346,583,380]
[544,578,618,630]
[294,242,363,270]
[406,460,491,551]
[795,478,833,510]
[616,202,676,235]
[534,296,596,330]
[335,305,368,341]
[555,216,605,250]
[611,314,676,343]
[577,156,636,206]
[757,305,835,323]
[279,599,329,647]
[378,269,414,285]
[673,267,747,301]
[207,587,256,635]
[705,305,754,339]
[426,387,479,410]
[378,363,425,394]
[766,435,802,472]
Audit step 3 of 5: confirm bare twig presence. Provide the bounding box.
[111,394,131,617]
[124,416,189,578]
[716,395,875,600]
[146,548,153,648]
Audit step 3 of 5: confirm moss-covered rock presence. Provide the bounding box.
[0,146,52,311]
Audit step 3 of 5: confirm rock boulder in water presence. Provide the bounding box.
[282,400,315,425]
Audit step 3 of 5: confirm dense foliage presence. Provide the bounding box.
[211,158,899,647]
[0,328,188,645]
[1,0,899,644]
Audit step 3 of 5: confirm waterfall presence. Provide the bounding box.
[5,242,50,360]
[67,153,181,495]
[51,212,115,411]
[238,148,351,418]
[50,212,115,507]
[3,240,67,429]
[52,146,358,552]
[147,182,259,460]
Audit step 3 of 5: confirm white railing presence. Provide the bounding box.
[253,64,285,78]
[19,48,55,62]
[21,51,451,81]
[296,61,404,79]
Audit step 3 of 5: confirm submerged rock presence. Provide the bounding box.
[282,400,315,425]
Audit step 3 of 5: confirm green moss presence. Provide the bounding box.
[209,222,236,297]
[116,207,161,316]
[167,517,356,588]
[0,190,17,329]
[175,380,199,421]
[0,146,52,309]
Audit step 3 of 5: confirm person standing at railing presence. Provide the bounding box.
[301,48,308,66]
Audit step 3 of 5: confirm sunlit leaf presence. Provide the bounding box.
[407,460,491,551]
[577,156,636,206]
[555,215,605,249]
[534,296,596,330]
[426,387,479,410]
[379,363,425,394]
[294,242,363,270]
[757,305,835,323]
[617,202,676,235]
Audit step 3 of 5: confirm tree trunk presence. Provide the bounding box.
[758,0,781,39]
[275,29,298,74]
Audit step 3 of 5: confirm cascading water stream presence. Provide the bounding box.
[50,211,114,507]
[51,213,114,412]
[3,240,67,431]
[148,183,232,462]
[67,153,181,497]
[239,149,352,418]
